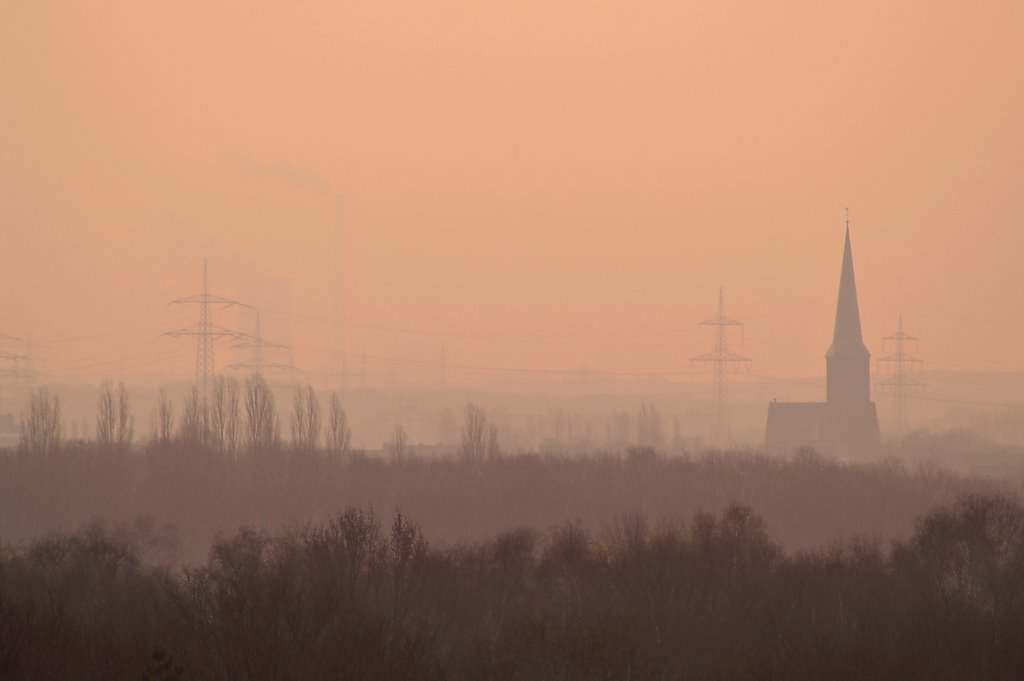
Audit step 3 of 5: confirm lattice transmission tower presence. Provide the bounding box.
[0,334,27,413]
[691,288,751,445]
[876,314,923,441]
[0,335,25,373]
[164,259,250,401]
[227,310,294,376]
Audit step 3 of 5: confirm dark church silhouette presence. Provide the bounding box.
[764,226,881,457]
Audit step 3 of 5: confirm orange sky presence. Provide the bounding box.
[1,0,1022,388]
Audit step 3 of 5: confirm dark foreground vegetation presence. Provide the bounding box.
[4,383,1020,678]
[3,494,1024,680]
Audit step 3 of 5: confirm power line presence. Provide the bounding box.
[0,334,37,388]
[286,307,701,342]
[39,347,189,378]
[288,342,703,379]
[904,393,1024,410]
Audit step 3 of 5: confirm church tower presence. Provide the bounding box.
[763,215,880,457]
[826,226,871,405]
[823,221,880,454]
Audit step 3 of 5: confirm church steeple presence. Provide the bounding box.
[827,220,869,359]
[764,211,881,456]
[825,212,871,406]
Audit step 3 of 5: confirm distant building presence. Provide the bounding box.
[764,227,881,457]
[381,442,453,458]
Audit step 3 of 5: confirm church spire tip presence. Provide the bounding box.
[828,211,868,358]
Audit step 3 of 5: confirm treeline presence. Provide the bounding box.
[2,494,1024,680]
[14,377,357,459]
[17,380,689,459]
[1,381,1004,562]
[0,433,998,563]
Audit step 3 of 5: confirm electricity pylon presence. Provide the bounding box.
[0,334,26,413]
[227,310,294,375]
[0,335,36,387]
[164,258,250,401]
[0,335,25,371]
[691,288,751,445]
[876,314,923,441]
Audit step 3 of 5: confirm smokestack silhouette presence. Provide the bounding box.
[334,198,347,389]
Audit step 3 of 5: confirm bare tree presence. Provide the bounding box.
[18,387,62,456]
[116,382,134,450]
[149,388,174,447]
[179,384,206,448]
[94,381,132,451]
[390,423,408,462]
[637,400,664,449]
[225,378,241,453]
[245,373,280,452]
[209,376,241,455]
[487,422,500,461]
[439,407,457,446]
[461,402,488,464]
[326,393,351,455]
[96,380,117,449]
[291,384,322,452]
[208,378,227,453]
[607,410,632,445]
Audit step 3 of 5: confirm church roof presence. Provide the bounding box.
[826,225,870,359]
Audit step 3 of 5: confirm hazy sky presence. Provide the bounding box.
[1,0,1022,387]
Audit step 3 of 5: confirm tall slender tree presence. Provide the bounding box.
[149,387,175,447]
[461,402,488,464]
[326,393,352,455]
[19,387,62,456]
[245,373,280,452]
[291,384,322,452]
